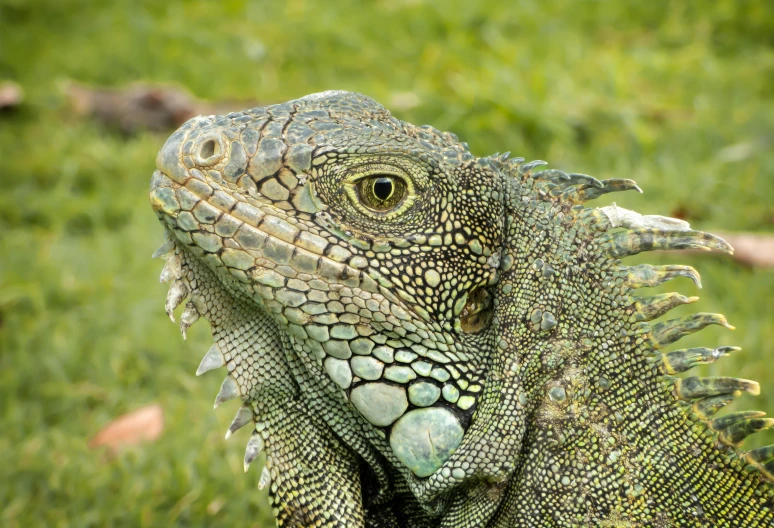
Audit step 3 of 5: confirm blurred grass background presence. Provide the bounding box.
[1,0,773,526]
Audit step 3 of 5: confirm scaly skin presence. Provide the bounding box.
[150,91,774,527]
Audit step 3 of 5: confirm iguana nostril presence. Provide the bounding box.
[194,136,224,166]
[200,139,219,159]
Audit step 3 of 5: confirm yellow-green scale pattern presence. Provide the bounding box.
[150,91,774,527]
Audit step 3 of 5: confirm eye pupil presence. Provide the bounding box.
[354,173,408,213]
[373,178,394,201]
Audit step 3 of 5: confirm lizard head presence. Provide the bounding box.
[152,92,774,523]
[150,91,509,480]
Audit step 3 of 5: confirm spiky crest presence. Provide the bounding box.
[505,159,774,486]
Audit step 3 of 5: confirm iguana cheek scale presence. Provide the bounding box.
[150,91,774,527]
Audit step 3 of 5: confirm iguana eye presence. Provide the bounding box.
[355,175,407,212]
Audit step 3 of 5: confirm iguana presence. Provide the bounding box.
[149,90,774,527]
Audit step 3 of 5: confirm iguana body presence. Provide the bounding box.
[149,91,774,526]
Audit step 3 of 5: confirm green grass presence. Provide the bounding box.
[1,0,773,525]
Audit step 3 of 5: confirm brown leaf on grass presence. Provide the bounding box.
[65,81,264,134]
[0,81,23,110]
[90,403,164,453]
[719,233,774,268]
[67,82,198,134]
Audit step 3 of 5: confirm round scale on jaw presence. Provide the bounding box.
[412,360,432,377]
[350,382,408,426]
[457,395,476,410]
[395,350,418,363]
[324,357,352,389]
[350,355,384,380]
[389,407,464,477]
[408,381,441,407]
[384,365,417,383]
[442,384,460,403]
[431,367,450,382]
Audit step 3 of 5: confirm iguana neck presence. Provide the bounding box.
[457,161,774,526]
